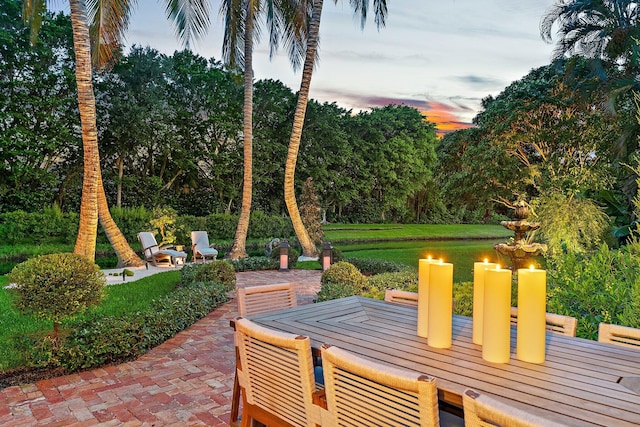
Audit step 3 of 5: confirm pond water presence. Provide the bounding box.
[338,239,544,283]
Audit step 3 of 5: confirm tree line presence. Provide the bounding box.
[1,7,437,225]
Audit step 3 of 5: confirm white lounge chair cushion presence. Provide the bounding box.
[159,249,188,258]
[195,246,218,256]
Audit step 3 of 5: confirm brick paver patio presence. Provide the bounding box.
[0,270,321,426]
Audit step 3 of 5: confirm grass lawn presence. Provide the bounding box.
[0,271,180,371]
[324,223,511,243]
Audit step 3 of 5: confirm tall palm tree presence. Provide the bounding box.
[284,0,388,258]
[540,0,640,71]
[22,0,210,264]
[221,0,307,259]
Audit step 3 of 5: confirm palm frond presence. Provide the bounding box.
[87,0,135,69]
[164,0,211,49]
[220,0,246,68]
[22,0,47,45]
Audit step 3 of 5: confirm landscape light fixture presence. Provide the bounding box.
[322,242,333,271]
[279,241,290,272]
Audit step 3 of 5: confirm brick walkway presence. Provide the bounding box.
[0,270,321,426]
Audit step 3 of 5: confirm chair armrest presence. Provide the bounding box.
[312,389,327,409]
[159,245,175,250]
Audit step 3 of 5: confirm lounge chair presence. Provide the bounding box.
[191,231,218,263]
[137,232,187,267]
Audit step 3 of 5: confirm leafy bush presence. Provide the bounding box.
[107,206,152,244]
[179,263,204,286]
[546,244,640,339]
[7,253,105,338]
[363,270,418,300]
[453,282,474,316]
[316,261,367,302]
[315,281,359,302]
[269,243,300,269]
[345,257,410,275]
[194,260,237,291]
[331,246,344,262]
[249,210,294,239]
[0,209,78,245]
[56,281,228,371]
[230,256,278,272]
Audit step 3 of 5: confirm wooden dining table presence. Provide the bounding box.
[248,295,640,426]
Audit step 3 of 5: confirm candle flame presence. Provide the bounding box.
[484,258,489,263]
[530,264,535,270]
[496,265,501,270]
[439,258,444,264]
[427,255,432,260]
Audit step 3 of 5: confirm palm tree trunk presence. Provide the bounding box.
[70,0,99,261]
[227,0,255,260]
[284,0,324,258]
[97,173,144,267]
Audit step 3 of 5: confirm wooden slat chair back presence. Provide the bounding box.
[235,317,321,427]
[510,307,577,337]
[462,389,566,427]
[384,289,419,307]
[231,283,298,425]
[598,323,640,349]
[237,283,297,317]
[320,344,456,427]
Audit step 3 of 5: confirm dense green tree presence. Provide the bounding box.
[0,3,77,211]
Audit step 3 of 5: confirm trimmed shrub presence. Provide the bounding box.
[7,253,105,338]
[316,261,367,302]
[315,281,359,302]
[453,282,474,316]
[364,270,418,300]
[194,260,237,291]
[179,263,204,286]
[345,257,410,275]
[230,256,278,272]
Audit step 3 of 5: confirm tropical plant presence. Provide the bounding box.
[284,0,389,257]
[541,0,640,72]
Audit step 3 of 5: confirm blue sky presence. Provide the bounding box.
[58,0,558,132]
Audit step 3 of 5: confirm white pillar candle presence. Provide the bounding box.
[473,260,498,345]
[483,266,512,363]
[516,266,547,363]
[427,261,454,348]
[417,257,438,337]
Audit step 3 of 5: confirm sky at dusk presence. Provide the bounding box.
[56,0,558,134]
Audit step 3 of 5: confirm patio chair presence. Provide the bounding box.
[137,232,187,267]
[320,343,464,427]
[462,388,565,427]
[237,282,297,317]
[510,307,578,336]
[234,317,322,427]
[190,231,218,263]
[384,289,419,307]
[598,323,640,349]
[231,283,299,425]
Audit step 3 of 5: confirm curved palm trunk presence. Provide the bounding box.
[70,0,99,261]
[284,0,324,258]
[227,0,255,260]
[97,174,144,267]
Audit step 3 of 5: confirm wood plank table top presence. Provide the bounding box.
[248,296,640,426]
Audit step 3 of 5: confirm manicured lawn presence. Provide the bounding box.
[324,223,511,243]
[0,271,180,371]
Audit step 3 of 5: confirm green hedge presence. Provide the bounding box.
[17,280,228,372]
[0,208,295,248]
